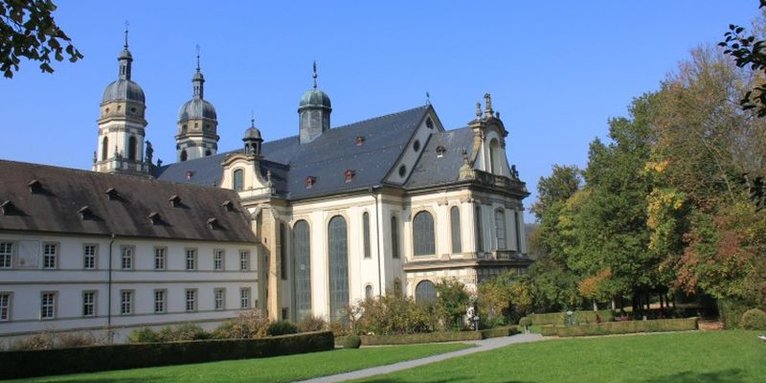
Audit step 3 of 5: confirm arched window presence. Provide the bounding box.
[450,206,462,253]
[365,284,373,299]
[413,211,435,256]
[128,136,137,161]
[101,137,108,161]
[495,209,507,250]
[390,216,400,259]
[280,223,288,280]
[293,220,311,320]
[363,212,371,259]
[205,149,212,156]
[514,211,523,252]
[489,138,502,175]
[415,280,436,304]
[475,205,484,252]
[233,169,244,191]
[328,215,348,322]
[180,149,188,162]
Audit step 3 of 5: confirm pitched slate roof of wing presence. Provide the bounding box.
[405,126,474,189]
[155,105,430,200]
[0,160,256,243]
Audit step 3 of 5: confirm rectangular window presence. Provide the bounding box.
[185,289,197,312]
[280,224,288,279]
[475,205,484,252]
[495,210,507,250]
[214,288,225,310]
[120,290,133,315]
[0,293,10,321]
[154,247,166,270]
[41,292,56,319]
[154,289,166,314]
[0,242,13,269]
[390,216,400,259]
[363,212,371,259]
[240,250,250,271]
[121,246,134,270]
[82,291,96,317]
[214,249,224,271]
[43,243,57,269]
[240,287,251,309]
[185,249,197,271]
[83,244,97,270]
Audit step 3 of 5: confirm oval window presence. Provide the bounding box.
[413,140,421,152]
[398,165,406,177]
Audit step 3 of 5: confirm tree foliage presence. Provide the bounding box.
[0,0,82,78]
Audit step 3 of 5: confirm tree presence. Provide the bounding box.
[0,0,82,78]
[435,279,470,330]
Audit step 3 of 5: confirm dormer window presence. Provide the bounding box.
[148,212,161,225]
[1,200,17,216]
[78,206,93,220]
[169,195,181,207]
[355,136,365,146]
[305,176,316,189]
[28,180,42,194]
[344,169,355,183]
[186,171,194,180]
[221,200,235,212]
[436,146,447,158]
[207,217,220,230]
[105,187,120,200]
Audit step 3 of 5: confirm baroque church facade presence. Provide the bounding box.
[0,37,530,341]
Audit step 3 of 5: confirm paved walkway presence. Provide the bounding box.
[296,333,544,383]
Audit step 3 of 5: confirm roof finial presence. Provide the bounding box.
[124,21,129,49]
[475,102,482,120]
[250,109,255,128]
[426,91,431,105]
[195,44,201,72]
[484,93,493,117]
[312,61,318,89]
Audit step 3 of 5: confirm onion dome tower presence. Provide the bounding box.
[298,61,332,144]
[94,28,148,175]
[243,118,263,157]
[176,48,219,162]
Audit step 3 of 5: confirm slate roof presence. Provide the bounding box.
[155,105,433,199]
[0,160,256,243]
[406,127,474,189]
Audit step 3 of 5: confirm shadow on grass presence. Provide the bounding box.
[26,377,165,383]
[645,368,745,383]
[360,377,532,383]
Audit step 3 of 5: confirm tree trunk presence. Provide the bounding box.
[592,299,598,311]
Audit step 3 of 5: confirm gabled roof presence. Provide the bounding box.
[155,105,431,200]
[405,126,474,189]
[0,160,256,243]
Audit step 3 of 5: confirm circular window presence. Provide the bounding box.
[413,140,421,152]
[130,107,136,113]
[398,165,406,177]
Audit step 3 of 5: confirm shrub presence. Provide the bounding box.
[297,315,327,333]
[359,331,482,345]
[355,294,435,335]
[212,309,271,339]
[540,317,698,337]
[435,279,470,330]
[739,309,766,330]
[267,320,298,336]
[518,317,532,327]
[56,332,102,348]
[10,332,55,351]
[343,335,362,348]
[718,299,750,329]
[128,327,160,343]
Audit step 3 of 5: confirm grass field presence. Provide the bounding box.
[7,343,473,383]
[355,331,766,383]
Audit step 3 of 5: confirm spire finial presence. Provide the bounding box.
[426,91,431,105]
[124,21,129,49]
[195,44,201,72]
[475,102,482,120]
[312,61,318,89]
[484,93,493,117]
[250,109,255,128]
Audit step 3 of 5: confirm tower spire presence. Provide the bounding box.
[312,61,318,89]
[192,45,204,99]
[196,44,201,72]
[124,21,129,49]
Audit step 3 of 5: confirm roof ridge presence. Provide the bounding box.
[333,105,429,130]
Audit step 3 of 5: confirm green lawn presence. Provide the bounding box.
[8,343,473,383]
[355,331,766,383]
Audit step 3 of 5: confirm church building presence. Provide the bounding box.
[0,35,530,341]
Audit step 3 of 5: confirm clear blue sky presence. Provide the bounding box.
[1,1,760,221]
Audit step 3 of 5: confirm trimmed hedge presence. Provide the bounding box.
[352,326,518,346]
[529,310,613,326]
[1,331,334,380]
[539,317,699,337]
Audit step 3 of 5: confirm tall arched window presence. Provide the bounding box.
[233,169,244,191]
[363,212,371,259]
[450,206,462,253]
[365,284,373,299]
[128,136,137,160]
[101,137,109,161]
[415,280,436,304]
[489,138,501,174]
[180,149,188,162]
[390,216,400,259]
[475,205,484,252]
[328,215,348,322]
[495,209,507,250]
[413,211,435,256]
[293,220,311,320]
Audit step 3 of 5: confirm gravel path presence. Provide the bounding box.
[296,333,544,383]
